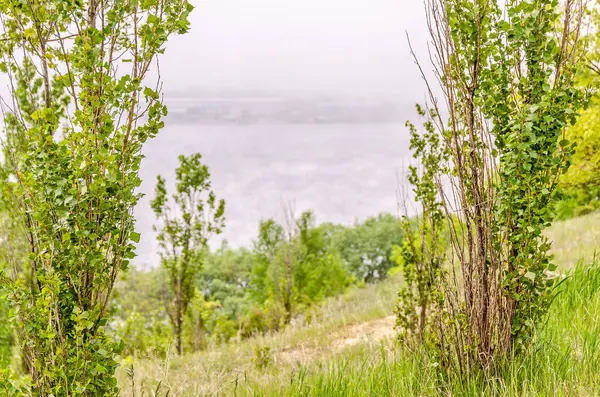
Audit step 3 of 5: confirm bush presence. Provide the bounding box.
[558,101,600,219]
[0,290,14,367]
[328,213,404,282]
[116,310,173,359]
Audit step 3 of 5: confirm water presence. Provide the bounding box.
[135,124,412,267]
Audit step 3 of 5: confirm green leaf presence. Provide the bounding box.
[130,232,141,243]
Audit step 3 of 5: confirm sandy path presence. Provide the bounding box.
[278,315,396,364]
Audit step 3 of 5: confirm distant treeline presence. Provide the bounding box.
[111,211,405,356]
[166,98,406,124]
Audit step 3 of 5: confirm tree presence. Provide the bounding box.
[558,103,600,218]
[327,213,405,282]
[0,0,192,394]
[293,211,350,306]
[406,0,587,371]
[581,0,600,84]
[252,218,285,307]
[151,153,225,355]
[112,267,172,358]
[183,290,219,351]
[0,289,14,368]
[557,1,600,218]
[251,208,350,326]
[396,105,448,345]
[201,243,254,323]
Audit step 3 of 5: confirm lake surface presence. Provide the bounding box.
[135,124,412,267]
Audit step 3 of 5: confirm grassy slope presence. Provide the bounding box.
[120,211,600,396]
[119,276,403,396]
[547,211,600,269]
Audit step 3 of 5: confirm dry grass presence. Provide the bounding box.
[118,275,402,396]
[119,211,600,396]
[547,211,600,269]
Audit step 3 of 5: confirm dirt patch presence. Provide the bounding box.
[278,315,396,364]
[333,315,396,350]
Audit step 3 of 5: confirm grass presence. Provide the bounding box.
[120,211,600,396]
[118,275,402,396]
[240,262,600,397]
[547,211,600,269]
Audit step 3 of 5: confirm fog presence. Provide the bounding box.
[0,0,430,100]
[0,0,433,266]
[157,0,428,99]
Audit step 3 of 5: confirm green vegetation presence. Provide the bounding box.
[116,216,600,396]
[326,213,405,282]
[558,100,600,218]
[557,0,600,219]
[112,211,404,358]
[151,153,226,355]
[0,0,192,394]
[395,0,589,374]
[0,291,13,368]
[1,0,600,396]
[247,262,600,397]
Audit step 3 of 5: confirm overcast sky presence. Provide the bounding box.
[157,0,428,98]
[0,0,429,102]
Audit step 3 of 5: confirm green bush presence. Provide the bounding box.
[327,213,404,282]
[557,100,600,219]
[0,290,14,367]
[116,310,172,359]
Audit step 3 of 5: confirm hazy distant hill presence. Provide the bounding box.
[163,89,408,124]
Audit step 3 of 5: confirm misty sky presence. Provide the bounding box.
[0,0,430,100]
[158,0,428,98]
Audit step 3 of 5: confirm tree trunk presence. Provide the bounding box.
[284,255,293,324]
[175,317,183,355]
[175,286,183,355]
[419,298,428,342]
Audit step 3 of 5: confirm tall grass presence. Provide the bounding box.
[118,275,402,396]
[122,262,600,396]
[547,211,600,269]
[238,262,600,397]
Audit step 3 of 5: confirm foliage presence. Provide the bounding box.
[0,0,192,394]
[580,0,600,86]
[406,0,588,372]
[112,268,167,325]
[395,105,448,345]
[115,260,405,396]
[0,210,22,369]
[558,100,600,219]
[116,309,173,359]
[250,218,284,311]
[250,210,351,327]
[151,153,225,355]
[112,269,173,358]
[487,0,587,351]
[328,213,405,282]
[557,4,600,219]
[116,259,600,396]
[108,210,401,354]
[201,243,254,323]
[182,290,220,351]
[0,290,14,368]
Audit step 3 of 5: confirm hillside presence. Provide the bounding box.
[547,211,600,269]
[119,211,600,396]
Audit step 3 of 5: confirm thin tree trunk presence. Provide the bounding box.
[284,255,293,324]
[175,286,183,355]
[175,316,183,355]
[419,298,428,342]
